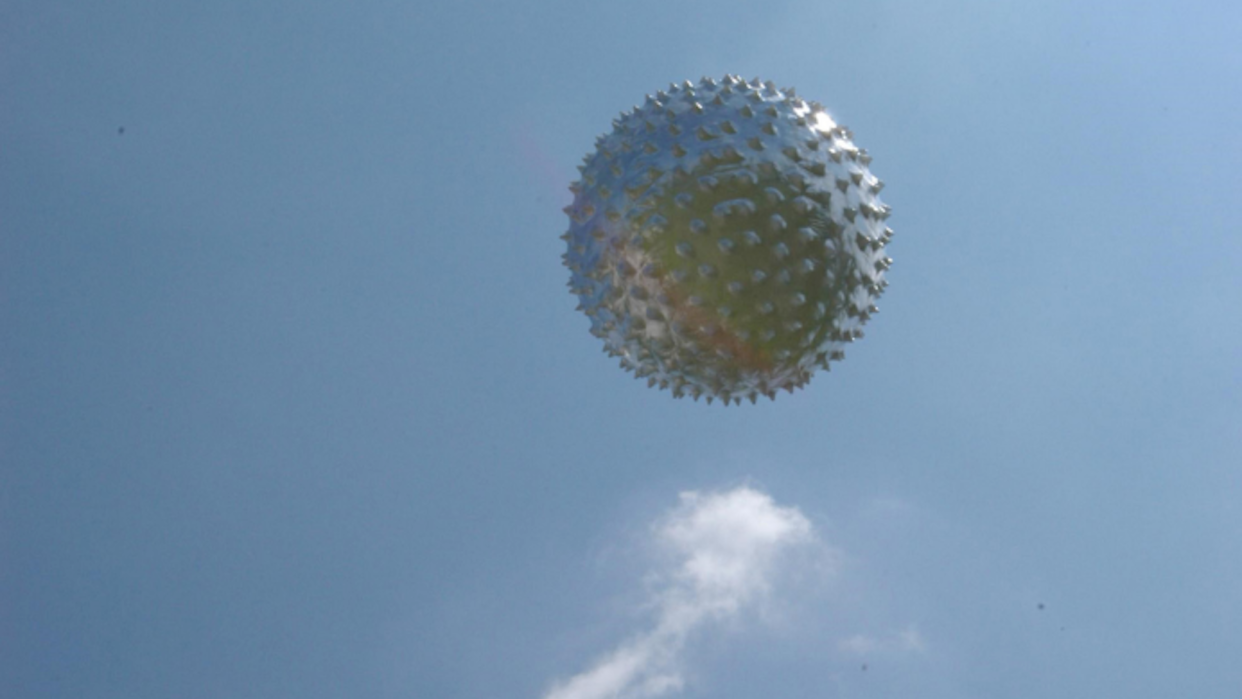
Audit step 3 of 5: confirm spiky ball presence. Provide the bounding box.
[562,75,892,404]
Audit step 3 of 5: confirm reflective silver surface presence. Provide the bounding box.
[563,75,893,404]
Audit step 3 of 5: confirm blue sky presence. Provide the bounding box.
[3,0,1240,697]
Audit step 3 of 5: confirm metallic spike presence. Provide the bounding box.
[675,242,695,258]
[733,169,759,186]
[772,242,790,259]
[751,268,768,283]
[697,263,717,277]
[743,230,762,246]
[792,196,815,214]
[712,198,756,219]
[717,238,736,254]
[689,219,708,234]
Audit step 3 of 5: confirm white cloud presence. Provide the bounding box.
[837,634,880,655]
[897,625,926,652]
[543,486,818,699]
[836,625,926,656]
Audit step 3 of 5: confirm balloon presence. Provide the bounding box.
[563,76,893,404]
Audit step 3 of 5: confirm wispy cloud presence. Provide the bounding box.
[543,486,818,699]
[837,624,926,656]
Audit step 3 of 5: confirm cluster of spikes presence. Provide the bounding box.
[562,75,893,405]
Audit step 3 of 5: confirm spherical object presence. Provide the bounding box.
[562,76,893,404]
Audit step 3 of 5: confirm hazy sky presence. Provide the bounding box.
[3,1,1241,697]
